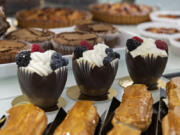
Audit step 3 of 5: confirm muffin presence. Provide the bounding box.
[75,23,120,48]
[125,36,168,90]
[5,28,55,50]
[72,42,120,97]
[16,44,68,109]
[0,40,30,64]
[52,31,104,55]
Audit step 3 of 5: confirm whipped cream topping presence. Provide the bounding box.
[24,50,55,76]
[129,38,168,58]
[78,43,109,67]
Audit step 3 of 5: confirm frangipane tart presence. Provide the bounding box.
[52,32,104,55]
[125,36,168,90]
[0,40,30,64]
[72,43,120,97]
[75,23,120,48]
[16,8,93,29]
[89,3,153,24]
[16,45,68,109]
[5,28,55,50]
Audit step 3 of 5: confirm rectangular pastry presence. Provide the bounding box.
[112,84,153,131]
[53,101,99,135]
[166,77,180,109]
[107,123,141,135]
[162,106,180,135]
[0,103,47,135]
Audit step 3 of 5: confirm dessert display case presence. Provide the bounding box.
[0,1,180,135]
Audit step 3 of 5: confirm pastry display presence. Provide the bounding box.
[52,32,104,55]
[0,103,47,135]
[16,8,93,28]
[145,27,180,35]
[5,28,55,50]
[125,36,168,90]
[0,40,30,64]
[53,101,99,135]
[72,42,120,97]
[0,6,10,36]
[89,3,153,24]
[162,106,180,135]
[107,123,141,135]
[75,23,120,48]
[16,44,68,109]
[166,77,180,110]
[112,84,153,131]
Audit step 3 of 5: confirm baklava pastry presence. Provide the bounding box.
[0,103,47,135]
[107,123,141,135]
[112,84,153,131]
[162,106,180,135]
[53,101,99,135]
[166,77,180,96]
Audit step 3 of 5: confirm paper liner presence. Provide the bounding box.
[51,39,76,55]
[16,10,93,29]
[98,32,121,48]
[150,10,180,24]
[137,22,180,43]
[17,67,68,110]
[101,97,159,135]
[169,34,180,56]
[89,5,151,24]
[43,108,101,135]
[126,52,168,90]
[72,59,119,97]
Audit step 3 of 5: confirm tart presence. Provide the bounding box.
[0,40,30,64]
[5,28,55,50]
[145,27,180,35]
[52,32,104,55]
[89,3,153,24]
[75,23,120,48]
[16,8,93,28]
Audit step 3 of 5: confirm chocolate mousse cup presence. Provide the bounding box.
[17,66,67,110]
[126,52,168,90]
[72,57,119,97]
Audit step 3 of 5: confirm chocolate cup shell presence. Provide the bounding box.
[17,67,67,109]
[72,59,119,97]
[126,52,168,90]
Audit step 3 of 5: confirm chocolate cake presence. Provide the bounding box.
[5,28,55,50]
[75,23,120,48]
[52,32,104,55]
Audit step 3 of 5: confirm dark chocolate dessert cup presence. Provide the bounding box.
[17,67,67,110]
[126,52,168,90]
[72,59,119,97]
